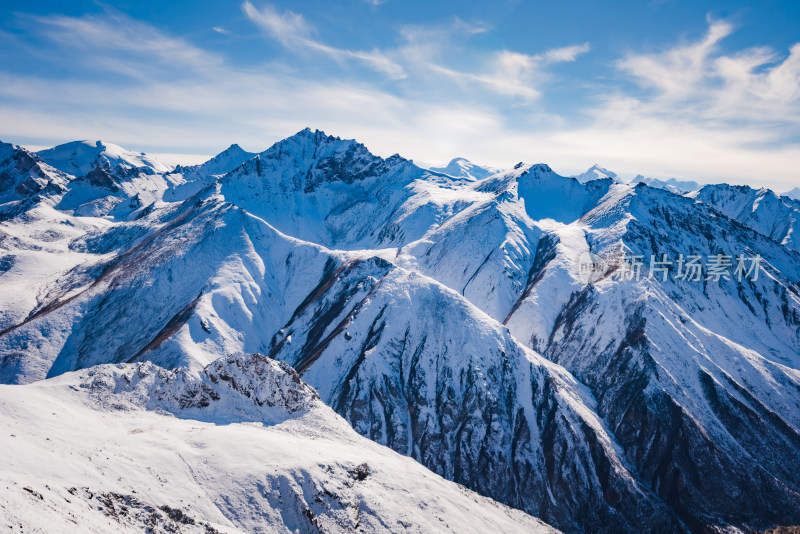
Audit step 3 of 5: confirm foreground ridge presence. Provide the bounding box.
[0,353,558,533]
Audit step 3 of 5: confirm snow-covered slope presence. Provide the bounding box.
[429,157,499,181]
[266,257,679,532]
[0,353,557,533]
[0,193,339,381]
[785,187,800,201]
[394,164,609,322]
[395,164,800,530]
[571,164,618,183]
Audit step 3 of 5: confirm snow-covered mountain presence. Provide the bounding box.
[691,183,800,252]
[164,143,258,201]
[785,186,800,201]
[429,157,499,181]
[571,164,618,183]
[37,140,171,176]
[0,353,557,533]
[2,128,799,533]
[508,182,800,530]
[634,175,701,194]
[0,142,70,209]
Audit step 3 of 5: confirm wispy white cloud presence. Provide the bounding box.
[242,1,406,79]
[543,42,591,63]
[428,43,590,101]
[615,19,800,125]
[557,18,800,185]
[394,17,491,73]
[32,12,222,75]
[241,1,310,47]
[618,20,733,99]
[429,51,541,100]
[212,27,231,35]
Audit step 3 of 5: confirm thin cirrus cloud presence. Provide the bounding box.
[32,12,222,74]
[241,1,587,101]
[242,1,406,80]
[429,43,590,100]
[0,5,798,190]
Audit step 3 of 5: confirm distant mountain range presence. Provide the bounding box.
[1,129,799,533]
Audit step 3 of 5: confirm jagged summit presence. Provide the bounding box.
[0,142,70,206]
[228,128,417,195]
[258,127,410,167]
[36,139,171,176]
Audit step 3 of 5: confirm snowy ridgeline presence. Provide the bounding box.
[1,128,800,533]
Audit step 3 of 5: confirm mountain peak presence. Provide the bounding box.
[429,157,498,180]
[180,143,257,178]
[523,163,555,176]
[257,128,413,174]
[572,164,618,183]
[784,186,800,201]
[264,128,353,155]
[215,143,252,160]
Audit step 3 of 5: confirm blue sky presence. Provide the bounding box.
[1,0,799,188]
